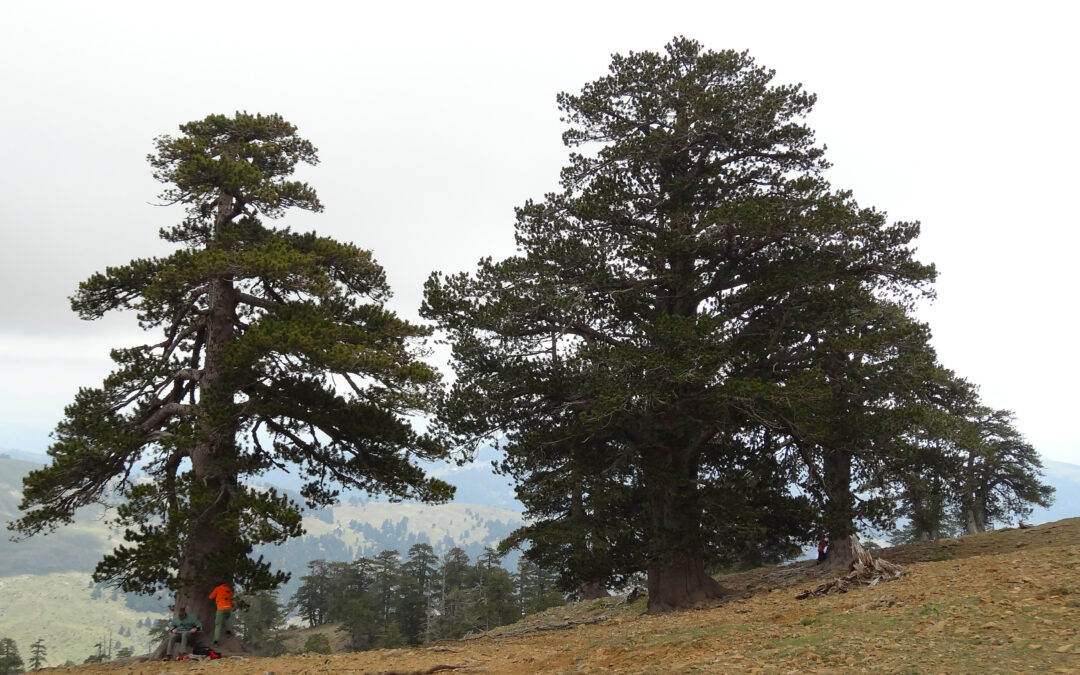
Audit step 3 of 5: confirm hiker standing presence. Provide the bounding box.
[208,582,234,645]
[166,606,202,659]
[817,536,829,563]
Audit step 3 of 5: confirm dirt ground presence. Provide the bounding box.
[50,519,1080,673]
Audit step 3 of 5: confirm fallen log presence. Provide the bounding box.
[460,615,609,640]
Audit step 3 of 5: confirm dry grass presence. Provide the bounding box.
[55,519,1080,674]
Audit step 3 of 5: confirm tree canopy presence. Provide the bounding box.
[423,38,940,611]
[11,112,452,637]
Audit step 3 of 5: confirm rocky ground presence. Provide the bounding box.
[47,518,1080,673]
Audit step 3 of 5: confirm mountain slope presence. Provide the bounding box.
[56,518,1080,673]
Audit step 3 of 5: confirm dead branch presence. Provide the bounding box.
[463,615,610,640]
[796,536,904,599]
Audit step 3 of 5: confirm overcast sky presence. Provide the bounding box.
[2,1,1078,475]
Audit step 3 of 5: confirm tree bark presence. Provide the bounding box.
[822,447,857,569]
[965,502,987,535]
[643,447,725,612]
[578,581,609,601]
[161,189,243,652]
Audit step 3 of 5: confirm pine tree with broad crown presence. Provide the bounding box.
[10,112,453,653]
[422,38,936,612]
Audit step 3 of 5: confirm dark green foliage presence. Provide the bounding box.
[513,558,564,614]
[423,38,934,610]
[397,543,439,643]
[771,295,945,545]
[890,373,1054,541]
[473,548,519,631]
[147,618,171,647]
[496,431,645,598]
[0,638,23,675]
[428,546,479,640]
[28,639,45,671]
[289,559,370,628]
[233,591,286,656]
[300,633,332,655]
[290,547,559,651]
[10,113,452,622]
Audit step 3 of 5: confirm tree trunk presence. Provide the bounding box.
[822,447,856,569]
[150,190,244,659]
[578,580,609,601]
[795,534,904,599]
[643,447,725,613]
[965,502,987,535]
[830,534,868,568]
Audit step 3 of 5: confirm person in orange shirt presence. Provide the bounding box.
[208,582,234,645]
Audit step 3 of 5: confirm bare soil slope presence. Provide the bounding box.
[52,519,1080,673]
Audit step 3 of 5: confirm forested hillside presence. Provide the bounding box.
[0,455,525,665]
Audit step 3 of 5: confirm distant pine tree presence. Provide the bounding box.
[0,638,25,675]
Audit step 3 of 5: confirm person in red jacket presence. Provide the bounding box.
[816,536,830,564]
[208,582,234,645]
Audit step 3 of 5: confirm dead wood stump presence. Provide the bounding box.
[796,535,904,599]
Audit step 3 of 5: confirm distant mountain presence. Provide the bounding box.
[0,456,115,577]
[0,454,523,663]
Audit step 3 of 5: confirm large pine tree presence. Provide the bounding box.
[423,39,935,611]
[11,112,452,646]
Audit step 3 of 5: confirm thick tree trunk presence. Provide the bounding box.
[822,447,857,570]
[643,447,725,613]
[151,190,244,659]
[830,534,867,568]
[965,502,987,535]
[646,550,725,612]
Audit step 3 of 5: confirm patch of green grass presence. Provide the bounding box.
[586,598,611,613]
[918,602,943,617]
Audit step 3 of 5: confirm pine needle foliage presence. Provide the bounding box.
[10,113,452,623]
